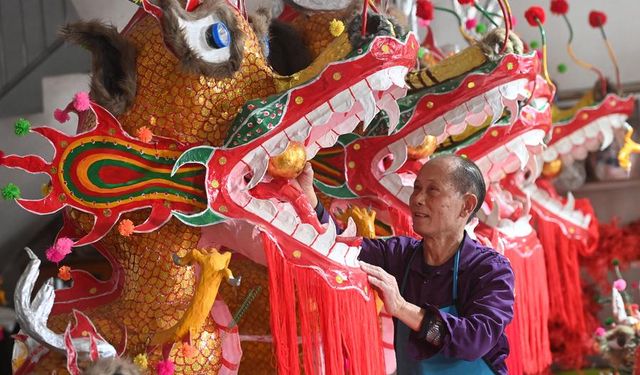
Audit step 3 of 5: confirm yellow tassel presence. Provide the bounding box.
[133,353,148,369]
[329,19,345,37]
[618,127,640,171]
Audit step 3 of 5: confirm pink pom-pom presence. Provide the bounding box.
[595,327,606,337]
[465,18,478,30]
[156,359,175,375]
[614,278,627,291]
[45,237,74,263]
[73,92,91,112]
[54,109,70,123]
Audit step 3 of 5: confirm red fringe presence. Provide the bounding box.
[388,206,416,237]
[505,245,552,374]
[533,213,590,369]
[262,233,385,374]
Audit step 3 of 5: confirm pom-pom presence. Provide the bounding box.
[73,92,91,111]
[550,0,569,15]
[525,6,546,27]
[475,23,487,34]
[529,40,540,49]
[416,0,434,21]
[136,126,154,143]
[457,0,474,4]
[182,343,197,358]
[465,18,478,30]
[557,63,568,73]
[133,354,148,369]
[605,317,615,326]
[595,327,606,337]
[14,118,31,136]
[156,359,175,375]
[417,47,426,59]
[614,278,627,291]
[54,109,70,123]
[589,10,607,28]
[613,258,620,266]
[329,19,345,37]
[1,183,21,200]
[46,237,74,263]
[118,219,135,237]
[58,266,72,281]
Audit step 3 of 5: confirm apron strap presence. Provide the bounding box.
[452,249,461,304]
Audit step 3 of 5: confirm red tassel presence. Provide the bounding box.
[261,233,385,374]
[388,206,416,237]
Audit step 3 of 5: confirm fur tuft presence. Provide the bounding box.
[60,21,137,116]
[478,29,524,61]
[83,357,141,375]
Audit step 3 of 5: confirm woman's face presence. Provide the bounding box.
[409,159,473,237]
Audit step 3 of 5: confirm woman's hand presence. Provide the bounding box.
[291,162,318,208]
[360,261,406,316]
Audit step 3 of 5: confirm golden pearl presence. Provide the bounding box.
[542,159,562,178]
[268,141,307,179]
[407,135,437,160]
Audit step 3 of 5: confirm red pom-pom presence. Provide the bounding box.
[46,237,74,263]
[156,359,175,375]
[524,6,546,27]
[589,10,607,28]
[416,0,434,21]
[73,92,91,111]
[550,0,568,15]
[457,0,474,4]
[465,18,478,30]
[54,109,70,123]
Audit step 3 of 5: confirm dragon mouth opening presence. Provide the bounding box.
[225,44,416,270]
[375,78,531,205]
[543,113,630,165]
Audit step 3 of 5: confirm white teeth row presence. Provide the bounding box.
[542,114,628,163]
[236,191,360,268]
[495,215,534,238]
[379,79,529,179]
[523,184,592,228]
[379,172,416,204]
[476,129,547,184]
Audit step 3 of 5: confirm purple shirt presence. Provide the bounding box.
[317,205,515,374]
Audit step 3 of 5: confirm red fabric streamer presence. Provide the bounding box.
[387,205,416,237]
[505,244,552,374]
[524,6,546,27]
[588,11,607,28]
[261,232,385,374]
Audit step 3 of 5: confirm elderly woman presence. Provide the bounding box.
[299,154,515,375]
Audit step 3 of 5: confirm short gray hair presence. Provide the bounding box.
[430,154,487,218]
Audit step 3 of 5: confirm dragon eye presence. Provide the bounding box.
[206,22,231,49]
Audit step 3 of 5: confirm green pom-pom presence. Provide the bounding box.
[14,118,31,136]
[613,259,620,266]
[529,40,540,50]
[418,47,426,59]
[604,317,614,326]
[1,183,21,200]
[475,23,487,34]
[557,63,568,74]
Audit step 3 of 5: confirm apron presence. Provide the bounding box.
[395,249,495,374]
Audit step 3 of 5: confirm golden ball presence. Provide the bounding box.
[268,141,307,179]
[542,159,562,178]
[407,135,437,160]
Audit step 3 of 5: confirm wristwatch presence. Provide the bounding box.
[426,319,444,346]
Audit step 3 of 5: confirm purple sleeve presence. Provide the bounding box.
[413,255,515,361]
[314,202,414,278]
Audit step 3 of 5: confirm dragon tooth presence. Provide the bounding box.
[599,124,614,150]
[366,69,393,91]
[311,219,337,255]
[382,141,408,176]
[342,217,357,237]
[356,87,379,130]
[271,209,298,235]
[243,148,269,191]
[388,66,408,88]
[262,135,289,157]
[377,96,401,134]
[292,223,317,246]
[244,198,278,223]
[345,246,360,267]
[327,242,349,265]
[306,103,332,127]
[564,192,575,211]
[330,89,355,113]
